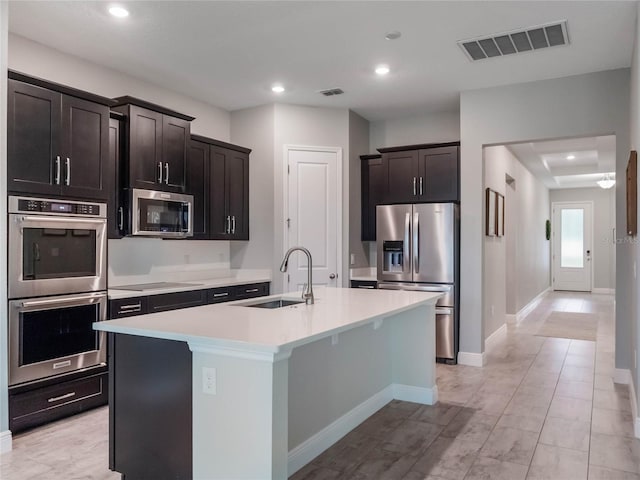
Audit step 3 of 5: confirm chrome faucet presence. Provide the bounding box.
[280,246,314,305]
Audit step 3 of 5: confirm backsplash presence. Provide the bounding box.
[108,238,231,284]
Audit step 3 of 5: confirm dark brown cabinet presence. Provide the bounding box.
[112,97,193,194]
[7,73,111,201]
[361,154,387,241]
[187,139,210,239]
[380,142,460,205]
[188,135,251,241]
[108,113,125,239]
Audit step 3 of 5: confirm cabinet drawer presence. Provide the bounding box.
[9,373,107,432]
[233,282,270,299]
[207,286,235,304]
[350,280,378,289]
[109,297,148,319]
[147,290,207,313]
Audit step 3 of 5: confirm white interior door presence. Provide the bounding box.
[552,202,593,292]
[285,146,341,292]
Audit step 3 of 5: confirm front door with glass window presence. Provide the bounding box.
[552,202,593,291]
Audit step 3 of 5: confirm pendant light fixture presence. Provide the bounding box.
[596,173,615,189]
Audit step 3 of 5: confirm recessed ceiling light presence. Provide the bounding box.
[109,6,129,18]
[385,31,402,41]
[271,85,285,94]
[375,65,390,76]
[567,155,575,160]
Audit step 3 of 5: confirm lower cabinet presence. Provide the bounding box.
[8,368,108,433]
[350,280,378,289]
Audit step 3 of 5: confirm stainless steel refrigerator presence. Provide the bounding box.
[376,203,459,363]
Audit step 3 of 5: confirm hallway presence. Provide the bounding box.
[294,291,640,479]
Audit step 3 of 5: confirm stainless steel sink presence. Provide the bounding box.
[238,298,306,309]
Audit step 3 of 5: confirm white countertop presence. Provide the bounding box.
[108,271,272,299]
[95,287,441,354]
[349,267,377,282]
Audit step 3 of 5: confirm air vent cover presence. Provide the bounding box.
[319,88,344,97]
[458,21,569,61]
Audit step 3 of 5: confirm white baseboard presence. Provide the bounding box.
[592,288,615,295]
[393,384,438,405]
[287,382,437,475]
[613,368,639,439]
[485,323,507,347]
[0,430,12,454]
[516,287,551,322]
[287,385,393,475]
[457,351,485,367]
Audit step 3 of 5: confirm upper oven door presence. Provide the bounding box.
[131,188,193,238]
[8,214,107,299]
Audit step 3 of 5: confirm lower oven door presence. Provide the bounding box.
[9,292,107,386]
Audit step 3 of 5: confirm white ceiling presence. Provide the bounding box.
[506,135,616,189]
[7,1,638,121]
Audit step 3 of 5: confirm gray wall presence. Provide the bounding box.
[549,188,616,290]
[1,1,9,438]
[631,2,639,419]
[484,146,550,339]
[460,69,631,363]
[230,104,276,270]
[369,111,460,152]
[348,111,370,268]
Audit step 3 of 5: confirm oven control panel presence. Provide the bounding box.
[10,197,106,218]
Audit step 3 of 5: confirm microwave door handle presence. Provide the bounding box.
[413,212,419,274]
[19,216,106,225]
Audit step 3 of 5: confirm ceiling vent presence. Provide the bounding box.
[458,20,569,61]
[319,88,344,97]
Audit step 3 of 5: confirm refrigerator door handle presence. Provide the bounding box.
[404,212,411,273]
[413,212,419,273]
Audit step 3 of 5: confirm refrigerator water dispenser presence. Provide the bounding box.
[382,240,404,273]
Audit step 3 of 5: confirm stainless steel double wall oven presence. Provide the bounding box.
[8,196,108,386]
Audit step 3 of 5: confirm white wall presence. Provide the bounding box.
[230,104,276,270]
[460,69,631,364]
[348,111,370,268]
[369,111,460,152]
[483,146,550,339]
[8,34,235,278]
[631,1,640,423]
[1,2,10,445]
[549,188,616,291]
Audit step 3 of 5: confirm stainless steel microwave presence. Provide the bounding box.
[130,188,193,238]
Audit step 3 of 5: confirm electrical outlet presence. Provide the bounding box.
[490,305,495,318]
[635,262,637,280]
[635,349,637,370]
[202,367,216,395]
[350,254,355,265]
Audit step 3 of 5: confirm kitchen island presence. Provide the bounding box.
[94,287,442,479]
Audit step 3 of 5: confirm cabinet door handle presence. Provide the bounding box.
[55,156,61,185]
[419,176,423,195]
[226,216,231,234]
[357,285,375,289]
[157,162,162,183]
[65,158,71,186]
[245,288,259,293]
[213,292,229,298]
[231,215,236,234]
[165,162,169,184]
[413,177,417,196]
[48,392,76,403]
[118,207,124,231]
[119,303,142,311]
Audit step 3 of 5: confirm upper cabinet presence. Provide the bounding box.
[361,155,387,242]
[379,142,460,204]
[107,112,125,239]
[7,72,111,201]
[112,97,194,194]
[187,135,250,241]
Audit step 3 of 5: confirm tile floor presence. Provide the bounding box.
[1,291,638,479]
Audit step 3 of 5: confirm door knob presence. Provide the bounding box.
[329,273,336,279]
